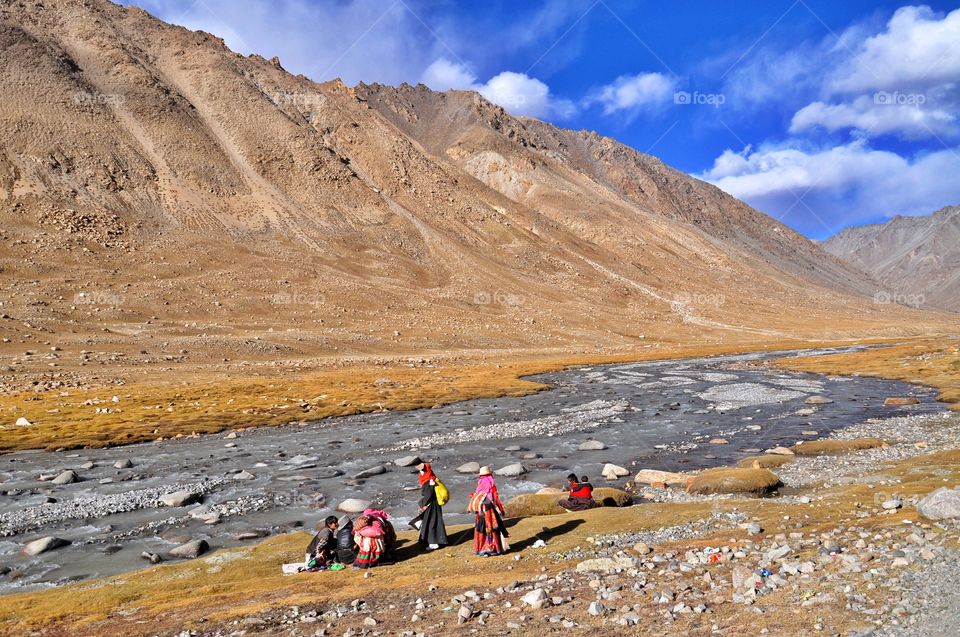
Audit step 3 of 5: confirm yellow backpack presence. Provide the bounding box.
[434,479,449,506]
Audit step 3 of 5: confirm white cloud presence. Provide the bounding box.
[587,72,676,115]
[700,140,960,233]
[829,6,960,93]
[420,58,576,119]
[790,95,957,138]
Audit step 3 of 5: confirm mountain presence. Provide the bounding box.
[0,0,949,377]
[823,206,960,313]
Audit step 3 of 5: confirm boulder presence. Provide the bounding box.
[394,455,421,467]
[633,469,691,487]
[159,490,201,507]
[504,488,632,517]
[884,397,920,406]
[141,551,163,564]
[736,455,794,469]
[22,536,70,556]
[232,470,255,480]
[805,396,833,405]
[494,463,528,477]
[708,438,729,445]
[578,440,607,451]
[766,447,795,456]
[521,588,548,609]
[790,438,886,456]
[337,498,372,514]
[169,539,209,559]
[917,488,960,520]
[601,463,630,480]
[456,462,481,474]
[353,465,387,479]
[52,470,78,485]
[113,459,133,469]
[536,487,565,495]
[15,417,31,427]
[686,467,781,496]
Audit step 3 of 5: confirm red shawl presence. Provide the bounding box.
[418,462,437,486]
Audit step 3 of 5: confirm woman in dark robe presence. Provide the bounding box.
[558,473,598,511]
[413,462,448,550]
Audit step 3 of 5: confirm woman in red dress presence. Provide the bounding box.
[471,466,509,556]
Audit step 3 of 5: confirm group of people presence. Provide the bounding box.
[302,464,594,571]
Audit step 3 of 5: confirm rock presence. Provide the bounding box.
[742,523,763,535]
[766,447,795,455]
[456,462,481,474]
[235,530,268,541]
[578,440,607,451]
[80,461,95,470]
[536,487,565,495]
[881,499,902,510]
[159,490,201,507]
[687,467,781,495]
[457,604,473,624]
[917,488,960,520]
[521,588,548,609]
[505,488,632,517]
[232,470,255,480]
[884,397,919,406]
[113,459,133,469]
[394,455,421,467]
[708,438,729,444]
[576,557,636,573]
[337,498,372,514]
[633,469,690,487]
[633,542,653,555]
[601,463,629,480]
[22,536,70,556]
[15,417,32,427]
[52,470,79,485]
[794,408,816,416]
[353,465,387,479]
[588,601,608,616]
[805,396,833,404]
[495,463,528,477]
[169,539,209,559]
[141,551,162,564]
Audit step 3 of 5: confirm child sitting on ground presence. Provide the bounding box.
[558,473,597,511]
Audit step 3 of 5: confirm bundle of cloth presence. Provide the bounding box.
[352,508,396,569]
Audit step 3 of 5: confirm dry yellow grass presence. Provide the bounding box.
[776,337,960,409]
[503,487,633,517]
[790,437,888,455]
[686,467,782,495]
[0,338,904,453]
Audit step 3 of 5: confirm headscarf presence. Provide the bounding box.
[475,474,496,497]
[353,515,370,532]
[417,462,437,486]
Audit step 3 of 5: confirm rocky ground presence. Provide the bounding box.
[90,408,959,637]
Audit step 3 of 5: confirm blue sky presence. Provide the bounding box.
[124,0,960,239]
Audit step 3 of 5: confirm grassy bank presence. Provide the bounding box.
[0,338,910,452]
[775,337,960,409]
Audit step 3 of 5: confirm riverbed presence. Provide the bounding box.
[0,346,944,592]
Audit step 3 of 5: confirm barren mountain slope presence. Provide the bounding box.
[0,0,952,395]
[824,206,960,312]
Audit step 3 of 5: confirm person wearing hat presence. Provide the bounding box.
[411,462,448,550]
[470,466,509,556]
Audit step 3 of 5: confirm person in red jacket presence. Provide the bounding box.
[559,473,597,511]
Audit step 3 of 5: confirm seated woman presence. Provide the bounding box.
[558,473,597,511]
[352,509,395,569]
